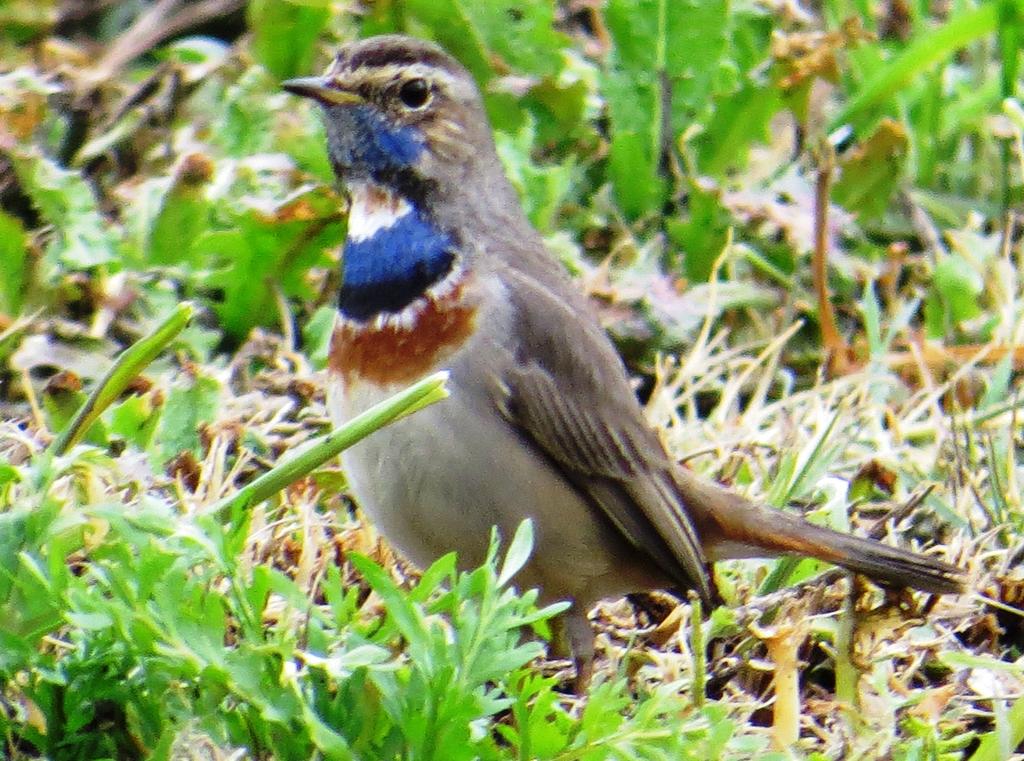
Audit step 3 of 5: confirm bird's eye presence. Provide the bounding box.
[398,78,431,109]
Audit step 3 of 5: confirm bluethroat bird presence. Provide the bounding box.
[283,35,966,686]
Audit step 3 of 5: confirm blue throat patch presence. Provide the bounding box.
[339,208,455,321]
[343,106,424,174]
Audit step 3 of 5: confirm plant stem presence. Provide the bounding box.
[48,302,193,458]
[210,371,449,518]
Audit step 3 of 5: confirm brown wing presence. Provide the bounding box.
[493,269,713,604]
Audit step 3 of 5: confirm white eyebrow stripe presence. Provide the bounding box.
[346,62,458,85]
[324,61,470,101]
[346,183,414,242]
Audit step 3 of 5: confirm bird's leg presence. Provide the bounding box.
[551,606,595,693]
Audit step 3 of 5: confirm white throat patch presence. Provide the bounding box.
[346,183,413,242]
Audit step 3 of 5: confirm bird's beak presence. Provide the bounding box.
[281,77,364,106]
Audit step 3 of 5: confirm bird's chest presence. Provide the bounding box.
[324,288,519,572]
[327,284,477,397]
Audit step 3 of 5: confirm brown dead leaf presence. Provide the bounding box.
[772,17,875,90]
[276,196,321,223]
[39,38,92,71]
[178,152,214,186]
[648,603,686,649]
[908,684,958,723]
[854,460,898,495]
[199,419,243,457]
[44,369,83,395]
[0,91,48,142]
[842,118,908,165]
[166,449,201,492]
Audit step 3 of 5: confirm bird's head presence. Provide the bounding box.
[283,35,493,199]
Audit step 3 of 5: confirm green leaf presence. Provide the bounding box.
[981,351,1014,410]
[161,36,232,67]
[147,156,214,265]
[0,510,30,600]
[42,381,107,448]
[10,149,119,268]
[210,372,448,518]
[72,107,146,166]
[457,2,567,78]
[0,2,54,43]
[602,2,663,217]
[196,185,341,339]
[65,609,114,630]
[666,178,731,281]
[833,119,908,218]
[494,118,577,233]
[300,700,355,759]
[939,651,1024,673]
[971,693,1024,761]
[302,305,336,370]
[860,280,883,359]
[694,81,782,177]
[108,393,162,451]
[248,0,331,80]
[348,552,433,671]
[930,253,984,331]
[157,371,221,464]
[0,210,27,315]
[409,552,458,604]
[607,130,665,219]
[832,3,1002,131]
[497,519,533,588]
[604,0,729,216]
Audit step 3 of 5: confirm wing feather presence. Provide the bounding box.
[494,270,712,602]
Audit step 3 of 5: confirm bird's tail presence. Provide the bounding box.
[744,507,965,594]
[673,471,966,595]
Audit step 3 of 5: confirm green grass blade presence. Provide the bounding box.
[998,0,1021,99]
[47,302,194,457]
[758,406,844,595]
[997,0,1021,211]
[211,371,449,518]
[970,692,1024,761]
[832,2,1003,130]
